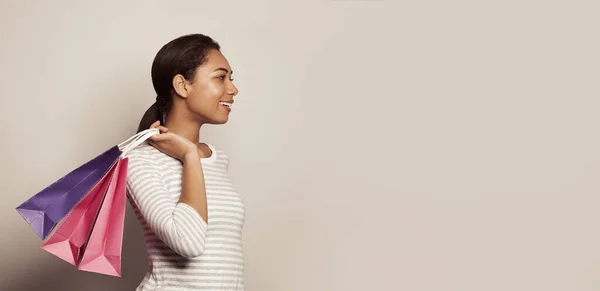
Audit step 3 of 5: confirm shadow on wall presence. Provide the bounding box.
[1,205,148,291]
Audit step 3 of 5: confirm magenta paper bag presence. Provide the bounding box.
[40,161,118,266]
[77,157,129,277]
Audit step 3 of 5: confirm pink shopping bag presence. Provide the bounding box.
[40,159,119,266]
[77,157,129,277]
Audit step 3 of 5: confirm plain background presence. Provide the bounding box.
[1,0,599,290]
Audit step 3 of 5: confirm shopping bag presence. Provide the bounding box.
[40,163,118,265]
[26,128,158,276]
[15,128,159,240]
[16,146,121,239]
[77,156,129,277]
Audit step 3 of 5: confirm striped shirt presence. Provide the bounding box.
[125,142,245,290]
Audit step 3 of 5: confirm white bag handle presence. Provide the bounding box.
[118,129,153,149]
[119,128,160,158]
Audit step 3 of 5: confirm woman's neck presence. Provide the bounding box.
[164,110,203,146]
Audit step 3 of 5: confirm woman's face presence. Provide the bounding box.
[183,49,238,124]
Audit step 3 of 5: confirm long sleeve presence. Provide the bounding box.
[126,156,208,258]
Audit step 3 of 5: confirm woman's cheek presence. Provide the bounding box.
[207,81,226,97]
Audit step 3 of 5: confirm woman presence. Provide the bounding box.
[125,33,244,290]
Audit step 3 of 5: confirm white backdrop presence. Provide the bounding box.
[1,1,599,290]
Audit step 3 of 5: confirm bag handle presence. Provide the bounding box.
[118,129,153,149]
[119,128,160,158]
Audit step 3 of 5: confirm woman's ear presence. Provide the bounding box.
[172,74,190,98]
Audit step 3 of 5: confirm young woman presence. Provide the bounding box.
[125,34,244,290]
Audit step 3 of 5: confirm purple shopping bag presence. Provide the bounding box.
[16,146,121,239]
[15,128,159,240]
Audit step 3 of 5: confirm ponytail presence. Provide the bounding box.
[136,95,169,133]
[136,101,160,133]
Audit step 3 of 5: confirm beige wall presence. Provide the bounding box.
[1,1,599,290]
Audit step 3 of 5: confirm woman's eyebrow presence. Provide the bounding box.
[214,67,233,75]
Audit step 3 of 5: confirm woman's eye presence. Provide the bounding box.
[218,75,234,82]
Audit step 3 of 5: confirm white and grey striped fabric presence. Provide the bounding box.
[125,142,245,291]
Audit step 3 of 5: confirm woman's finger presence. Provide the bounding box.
[158,125,169,133]
[150,133,169,142]
[150,120,161,129]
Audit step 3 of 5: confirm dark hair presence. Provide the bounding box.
[137,34,221,133]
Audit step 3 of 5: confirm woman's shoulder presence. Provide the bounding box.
[124,142,174,167]
[124,142,181,182]
[125,142,159,159]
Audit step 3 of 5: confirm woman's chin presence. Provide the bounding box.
[209,115,229,125]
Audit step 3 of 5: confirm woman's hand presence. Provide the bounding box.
[147,121,198,161]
